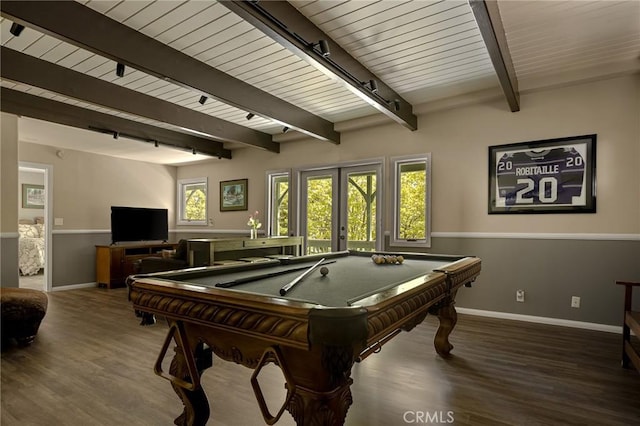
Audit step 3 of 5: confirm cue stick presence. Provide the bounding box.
[279,257,326,296]
[215,260,335,289]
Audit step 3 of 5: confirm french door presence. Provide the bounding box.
[299,163,382,255]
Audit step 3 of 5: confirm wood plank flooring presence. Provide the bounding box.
[2,287,639,425]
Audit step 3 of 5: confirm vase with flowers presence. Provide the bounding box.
[247,211,262,239]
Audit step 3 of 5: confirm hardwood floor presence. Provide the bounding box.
[2,287,639,425]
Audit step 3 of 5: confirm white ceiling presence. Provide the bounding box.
[2,0,639,165]
[19,116,217,165]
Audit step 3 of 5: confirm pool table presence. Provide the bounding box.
[128,250,481,426]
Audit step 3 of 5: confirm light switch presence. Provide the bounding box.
[54,218,64,226]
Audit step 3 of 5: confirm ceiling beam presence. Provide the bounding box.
[469,0,520,112]
[0,0,340,143]
[220,0,417,131]
[1,47,278,153]
[1,88,232,159]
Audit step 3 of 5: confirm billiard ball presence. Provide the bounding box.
[320,266,329,276]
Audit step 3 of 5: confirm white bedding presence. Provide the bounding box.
[18,224,45,276]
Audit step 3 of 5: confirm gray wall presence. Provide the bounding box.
[51,233,111,287]
[0,235,19,287]
[389,236,640,325]
[50,231,638,326]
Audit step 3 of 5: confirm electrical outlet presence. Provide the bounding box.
[571,296,581,308]
[516,290,525,302]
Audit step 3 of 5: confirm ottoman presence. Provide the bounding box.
[1,288,48,347]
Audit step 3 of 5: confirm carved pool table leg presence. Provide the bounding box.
[138,311,156,325]
[170,343,211,426]
[432,300,457,357]
[287,381,353,426]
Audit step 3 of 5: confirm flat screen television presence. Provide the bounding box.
[111,206,168,244]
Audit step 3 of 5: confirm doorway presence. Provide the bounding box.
[299,163,382,255]
[18,162,52,292]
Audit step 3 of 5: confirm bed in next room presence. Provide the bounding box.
[18,218,45,276]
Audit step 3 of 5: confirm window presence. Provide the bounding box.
[267,171,290,236]
[177,177,207,225]
[391,155,431,247]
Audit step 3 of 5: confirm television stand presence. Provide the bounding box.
[96,242,177,289]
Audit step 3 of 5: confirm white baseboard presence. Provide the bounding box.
[50,282,97,292]
[456,307,623,334]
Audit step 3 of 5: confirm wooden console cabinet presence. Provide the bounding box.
[96,243,177,289]
[187,236,303,267]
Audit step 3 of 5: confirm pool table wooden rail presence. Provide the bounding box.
[129,278,319,351]
[129,255,480,353]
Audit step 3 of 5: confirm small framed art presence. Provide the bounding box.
[22,184,45,209]
[220,179,248,211]
[488,134,596,214]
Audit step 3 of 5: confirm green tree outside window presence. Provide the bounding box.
[184,183,206,221]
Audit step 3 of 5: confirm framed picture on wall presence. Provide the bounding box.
[220,179,248,211]
[488,134,596,214]
[22,184,45,209]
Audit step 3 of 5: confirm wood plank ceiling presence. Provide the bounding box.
[1,0,638,164]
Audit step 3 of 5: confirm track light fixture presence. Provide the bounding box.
[392,100,400,111]
[309,39,330,58]
[192,148,197,155]
[89,127,175,152]
[230,1,409,126]
[282,126,289,133]
[199,95,208,105]
[318,39,330,57]
[10,23,25,37]
[116,63,125,77]
[246,113,255,120]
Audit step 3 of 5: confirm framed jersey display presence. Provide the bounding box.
[488,135,596,214]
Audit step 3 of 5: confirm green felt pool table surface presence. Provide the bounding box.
[147,251,470,307]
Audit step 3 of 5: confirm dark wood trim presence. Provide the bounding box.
[1,47,277,153]
[616,281,640,372]
[469,0,520,112]
[0,0,340,144]
[1,88,232,159]
[220,0,417,131]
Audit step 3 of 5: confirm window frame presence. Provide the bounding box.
[266,170,292,237]
[390,154,432,248]
[176,177,208,226]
